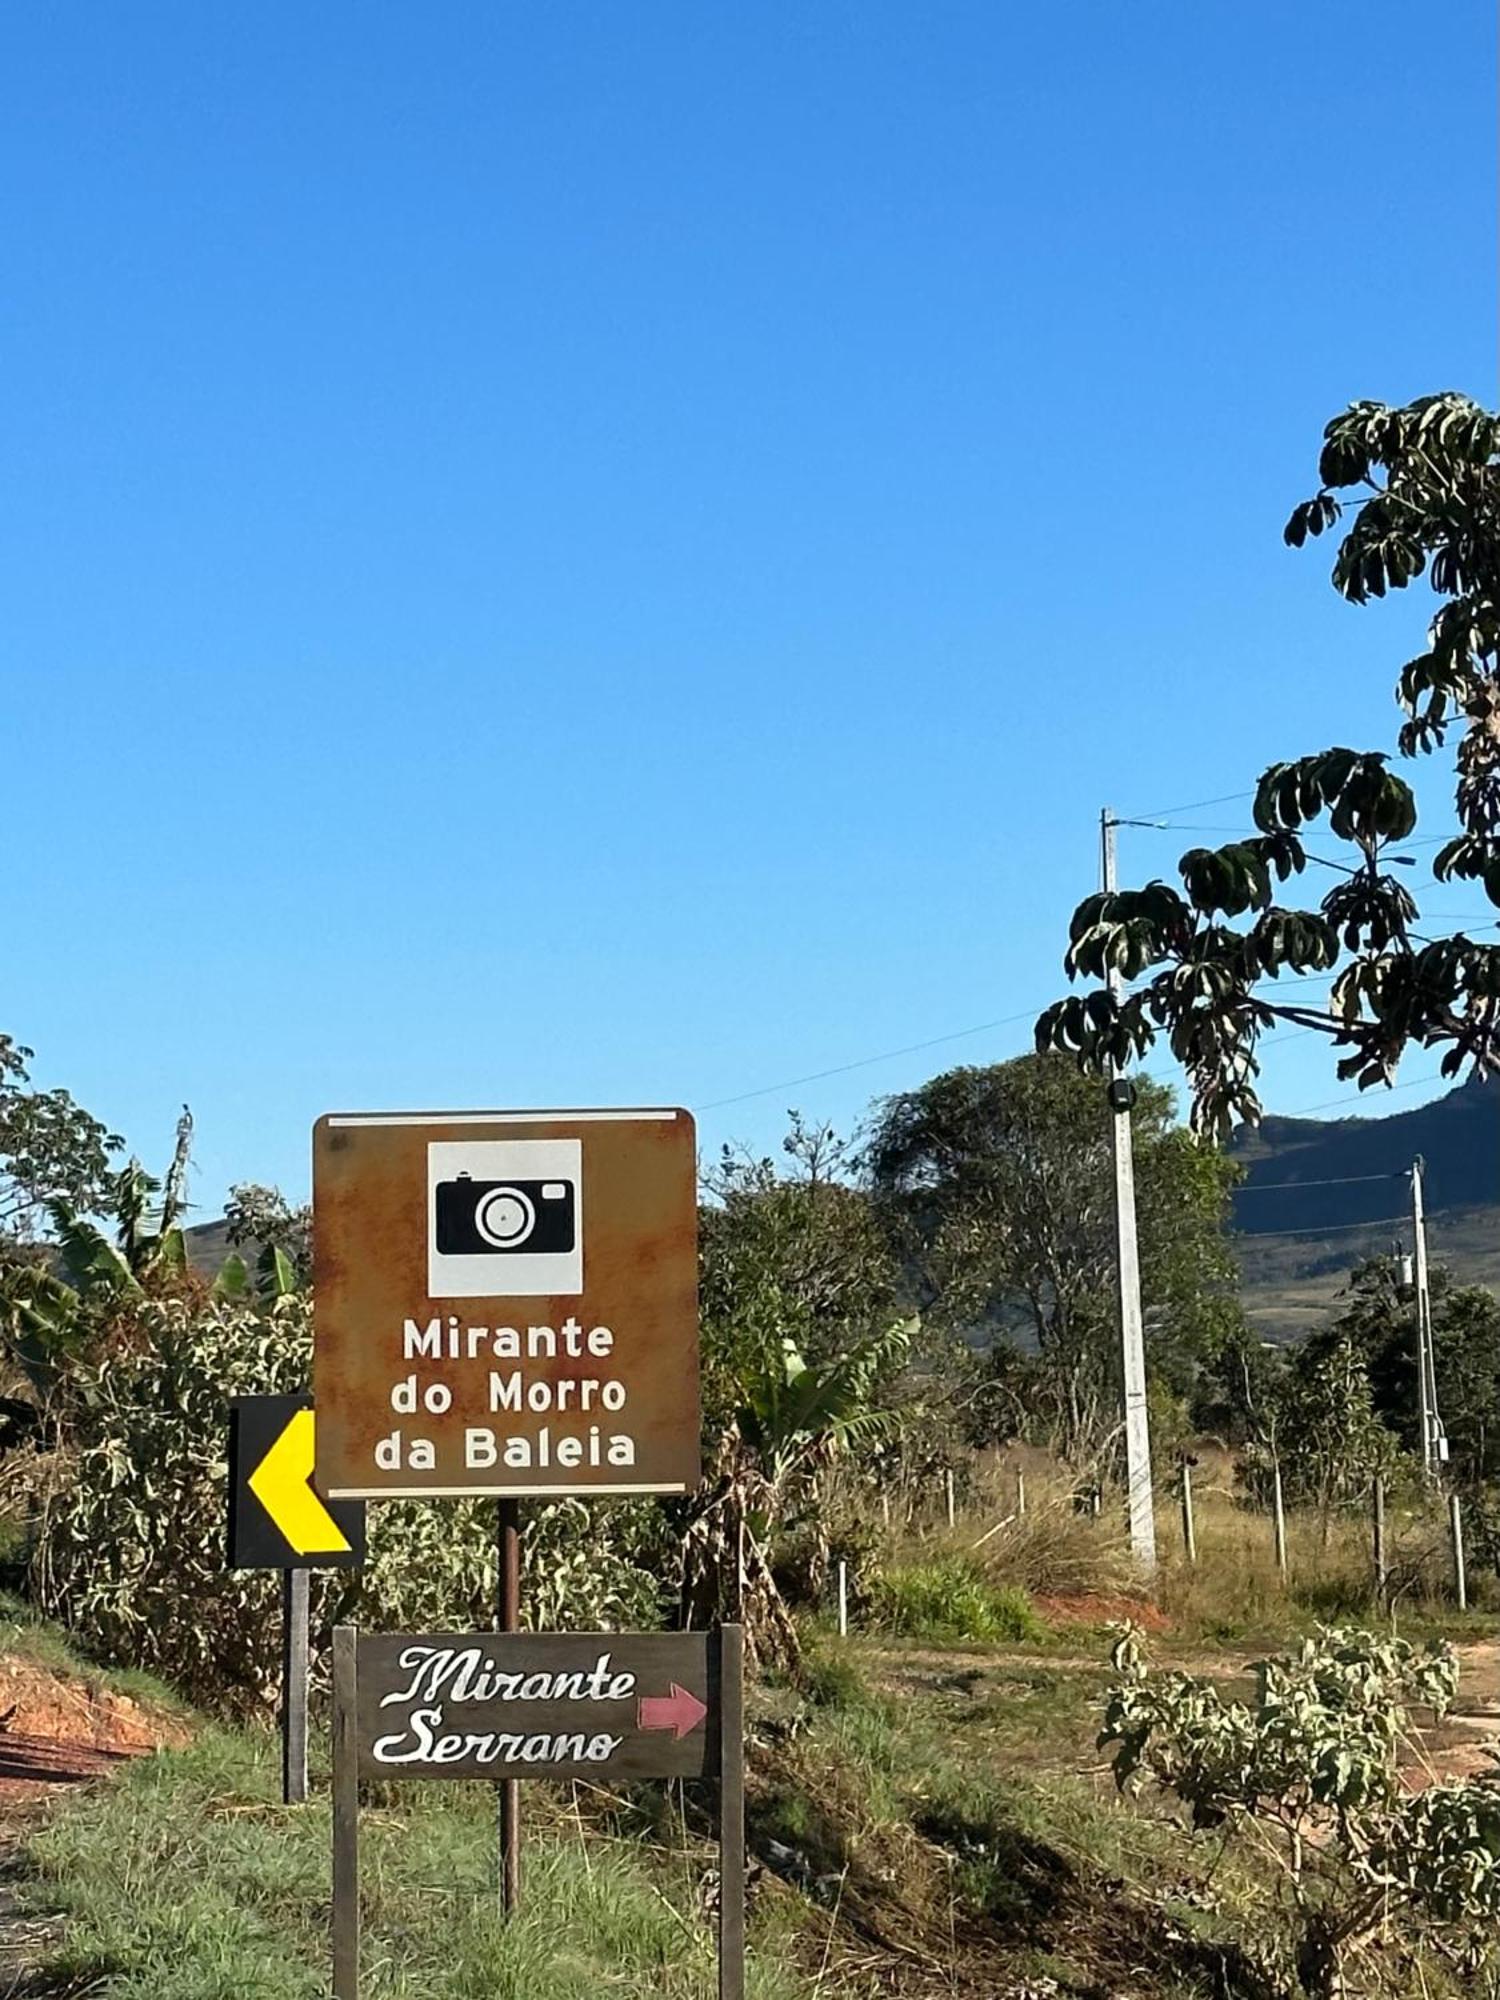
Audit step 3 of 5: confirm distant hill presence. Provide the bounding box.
[184,1215,237,1275]
[1231,1071,1499,1332]
[181,1077,1495,1337]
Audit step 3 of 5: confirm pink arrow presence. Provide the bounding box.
[637,1683,709,1739]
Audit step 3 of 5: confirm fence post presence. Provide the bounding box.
[837,1559,848,1638]
[1371,1477,1387,1599]
[1450,1492,1468,1612]
[1179,1460,1197,1566]
[1016,1469,1026,1519]
[945,1469,955,1530]
[1272,1460,1288,1579]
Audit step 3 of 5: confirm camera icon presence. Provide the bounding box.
[435,1175,577,1257]
[428,1139,583,1297]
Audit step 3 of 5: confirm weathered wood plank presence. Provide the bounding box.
[332,1624,360,2000]
[356,1631,713,1782]
[717,1624,745,2000]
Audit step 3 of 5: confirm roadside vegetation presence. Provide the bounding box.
[3,393,1500,1995]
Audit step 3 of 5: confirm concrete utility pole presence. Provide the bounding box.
[1411,1156,1446,1478]
[1101,808,1157,1574]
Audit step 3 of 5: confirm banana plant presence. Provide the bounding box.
[736,1316,915,1502]
[0,1110,197,1406]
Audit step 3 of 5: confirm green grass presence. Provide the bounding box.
[20,1568,1484,1999]
[868,1558,1045,1643]
[757,1639,1272,1998]
[23,1725,814,2000]
[0,1588,193,1713]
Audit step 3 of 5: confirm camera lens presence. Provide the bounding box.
[475,1185,535,1248]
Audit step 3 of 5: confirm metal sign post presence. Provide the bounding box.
[330,1624,744,2000]
[281,1567,311,1803]
[226,1395,366,1807]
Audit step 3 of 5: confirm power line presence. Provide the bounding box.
[1119,821,1469,853]
[702,982,1350,1114]
[1235,1171,1404,1194]
[1242,1303,1348,1314]
[696,983,1474,1121]
[1272,1080,1448,1128]
[1123,789,1254,819]
[694,1006,1044,1111]
[1236,1212,1410,1241]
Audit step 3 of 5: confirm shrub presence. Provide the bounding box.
[31,1294,665,1713]
[1101,1625,1500,1998]
[870,1558,1044,1643]
[799,1643,871,1711]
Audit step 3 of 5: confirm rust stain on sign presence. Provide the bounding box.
[312,1109,700,1499]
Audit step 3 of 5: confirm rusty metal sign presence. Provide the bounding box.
[353,1629,713,1781]
[312,1108,699,1499]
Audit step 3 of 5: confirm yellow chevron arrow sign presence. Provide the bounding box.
[249,1406,352,1557]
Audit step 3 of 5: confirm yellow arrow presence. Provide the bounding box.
[248,1407,351,1557]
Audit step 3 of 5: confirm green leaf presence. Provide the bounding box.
[212,1252,250,1299]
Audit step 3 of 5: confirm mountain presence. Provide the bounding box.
[1230,1071,1499,1332]
[180,1079,1495,1337]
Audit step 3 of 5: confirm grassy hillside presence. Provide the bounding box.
[1237,1201,1500,1338]
[1229,1072,1498,1327]
[1232,1072,1499,1236]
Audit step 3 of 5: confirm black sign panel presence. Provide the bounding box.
[228,1394,366,1570]
[354,1631,714,1781]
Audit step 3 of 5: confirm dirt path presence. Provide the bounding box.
[861,1628,1500,1795]
[0,1656,187,1996]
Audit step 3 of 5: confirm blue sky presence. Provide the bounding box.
[6,3,1496,1218]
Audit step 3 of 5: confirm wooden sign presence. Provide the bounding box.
[331,1624,745,2000]
[311,1109,700,1500]
[355,1630,713,1781]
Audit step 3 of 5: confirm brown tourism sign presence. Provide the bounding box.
[312,1108,700,1499]
[353,1630,713,1782]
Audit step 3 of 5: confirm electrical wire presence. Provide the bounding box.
[1123,789,1254,819]
[1119,822,1470,852]
[696,981,1476,1120]
[1234,1213,1410,1240]
[1234,1171,1405,1194]
[694,1006,1046,1111]
[1267,1072,1447,1119]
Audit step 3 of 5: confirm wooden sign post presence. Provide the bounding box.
[331,1624,745,2000]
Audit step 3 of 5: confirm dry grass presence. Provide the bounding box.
[846,1448,1487,1648]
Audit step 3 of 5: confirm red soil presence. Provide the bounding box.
[0,1653,188,1802]
[1035,1591,1172,1631]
